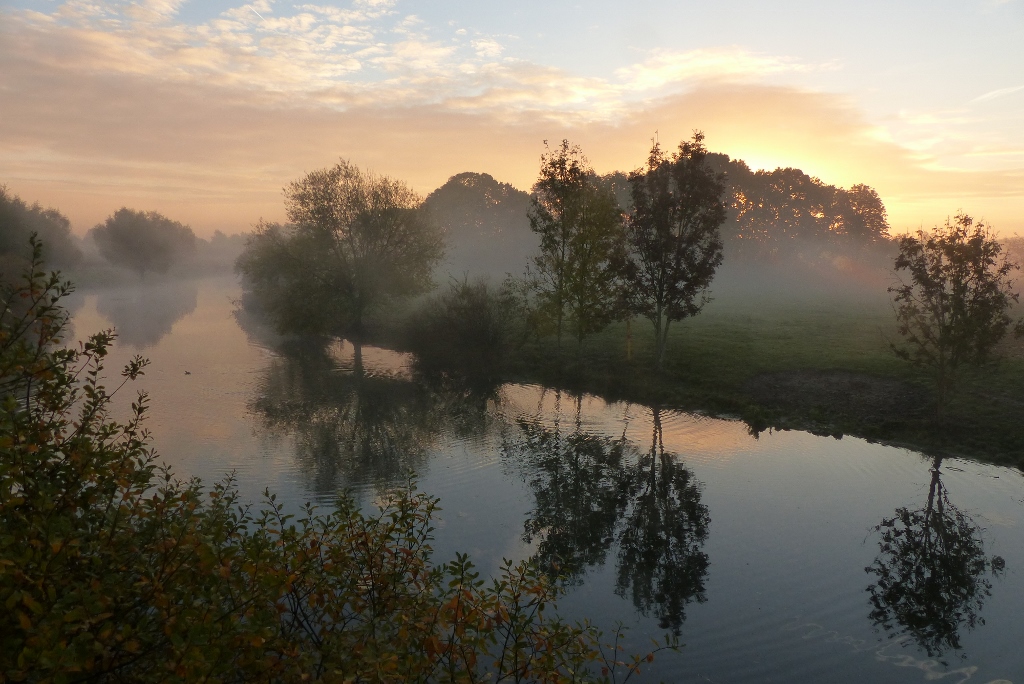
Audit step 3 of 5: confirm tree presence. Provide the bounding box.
[90,207,197,276]
[421,172,534,281]
[889,213,1021,414]
[237,161,443,365]
[528,141,625,354]
[0,186,81,276]
[624,133,726,369]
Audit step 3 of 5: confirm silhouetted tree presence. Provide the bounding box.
[422,172,534,280]
[0,186,81,276]
[236,161,443,364]
[90,208,196,277]
[705,154,891,257]
[889,213,1021,414]
[866,456,1004,658]
[528,141,624,353]
[624,133,726,368]
[615,409,709,636]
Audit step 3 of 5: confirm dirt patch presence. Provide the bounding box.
[745,369,930,426]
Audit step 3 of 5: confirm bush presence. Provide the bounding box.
[404,279,528,387]
[0,239,667,682]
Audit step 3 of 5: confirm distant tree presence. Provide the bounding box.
[528,141,624,353]
[421,172,534,280]
[90,208,197,276]
[842,183,890,241]
[0,186,81,275]
[236,160,443,365]
[889,213,1021,414]
[624,133,726,369]
[704,154,890,258]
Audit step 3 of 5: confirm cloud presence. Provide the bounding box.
[972,84,1024,102]
[2,2,1022,238]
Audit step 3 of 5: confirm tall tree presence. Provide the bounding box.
[889,212,1021,414]
[236,160,443,364]
[625,133,726,369]
[0,187,81,276]
[90,208,196,277]
[528,141,624,354]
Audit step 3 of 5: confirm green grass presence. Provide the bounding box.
[505,293,1024,468]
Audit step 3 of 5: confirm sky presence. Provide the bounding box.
[1,0,1022,237]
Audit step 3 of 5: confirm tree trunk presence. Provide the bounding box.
[656,317,671,371]
[352,339,363,377]
[626,318,633,362]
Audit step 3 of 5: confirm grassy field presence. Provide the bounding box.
[507,290,1024,468]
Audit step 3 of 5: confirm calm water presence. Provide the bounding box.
[69,275,1024,684]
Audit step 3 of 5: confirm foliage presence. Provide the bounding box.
[528,141,625,353]
[404,278,530,387]
[1,239,668,682]
[236,161,443,348]
[0,186,81,277]
[422,173,535,281]
[865,457,1004,658]
[624,134,726,368]
[889,213,1021,413]
[704,155,891,259]
[89,208,197,277]
[235,220,338,340]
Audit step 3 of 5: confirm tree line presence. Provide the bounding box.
[238,133,1022,415]
[0,187,245,282]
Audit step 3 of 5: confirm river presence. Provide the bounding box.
[67,275,1024,684]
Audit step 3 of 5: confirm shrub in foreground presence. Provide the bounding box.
[0,239,666,682]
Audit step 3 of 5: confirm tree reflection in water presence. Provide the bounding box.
[616,409,709,634]
[250,343,491,496]
[504,396,709,635]
[96,279,198,348]
[866,455,1004,659]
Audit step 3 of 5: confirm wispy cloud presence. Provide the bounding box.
[972,84,1024,102]
[4,2,824,122]
[1,1,1022,237]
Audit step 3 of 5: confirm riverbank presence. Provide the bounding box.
[494,295,1024,467]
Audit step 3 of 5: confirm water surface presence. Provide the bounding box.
[68,276,1024,684]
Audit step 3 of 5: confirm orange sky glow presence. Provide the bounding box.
[2,1,1022,238]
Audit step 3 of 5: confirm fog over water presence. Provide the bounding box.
[65,275,1024,684]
